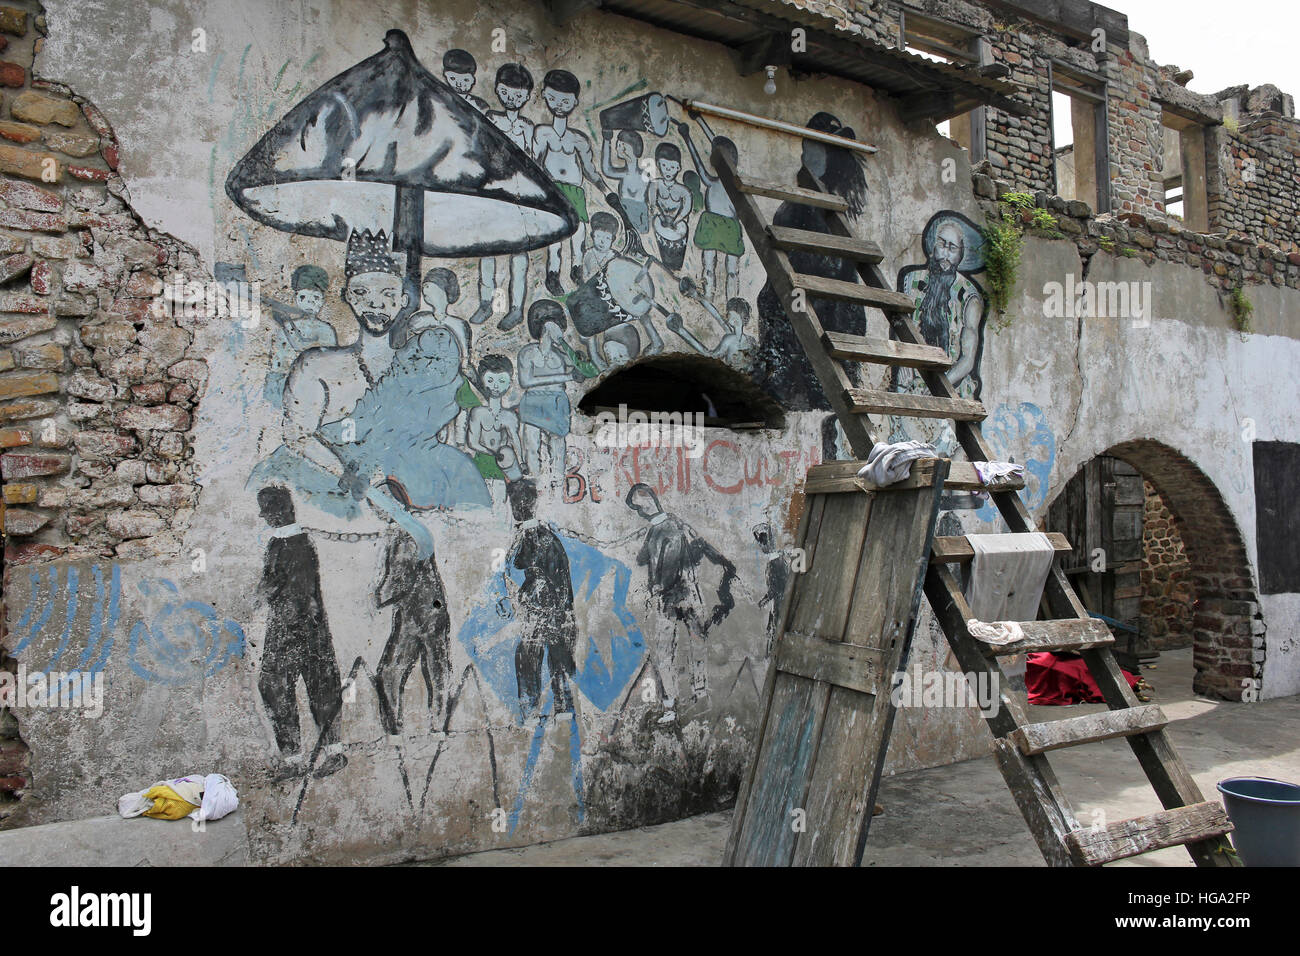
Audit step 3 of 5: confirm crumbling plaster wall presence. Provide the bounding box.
[0,0,1295,862]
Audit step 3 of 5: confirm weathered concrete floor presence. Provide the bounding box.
[427,648,1300,866]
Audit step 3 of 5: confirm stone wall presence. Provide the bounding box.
[1139,480,1193,651]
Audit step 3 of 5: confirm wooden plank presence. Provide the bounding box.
[794,463,949,865]
[768,225,883,262]
[724,493,821,865]
[983,618,1115,656]
[774,630,885,696]
[802,458,942,495]
[1065,802,1234,866]
[1012,705,1168,755]
[734,174,850,211]
[804,459,1024,494]
[846,388,986,421]
[930,532,1072,564]
[822,330,951,368]
[786,492,872,640]
[992,739,1080,867]
[732,674,821,865]
[789,272,917,313]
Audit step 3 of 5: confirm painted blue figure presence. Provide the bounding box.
[338,324,491,510]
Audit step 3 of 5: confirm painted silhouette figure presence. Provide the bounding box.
[753,522,790,655]
[504,479,578,720]
[626,483,737,716]
[374,530,453,736]
[256,486,347,779]
[756,112,869,410]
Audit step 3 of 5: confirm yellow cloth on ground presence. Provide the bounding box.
[141,784,201,820]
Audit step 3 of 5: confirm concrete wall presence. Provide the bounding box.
[1,0,1298,862]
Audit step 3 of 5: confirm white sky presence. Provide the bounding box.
[1051,0,1299,150]
[1116,0,1299,97]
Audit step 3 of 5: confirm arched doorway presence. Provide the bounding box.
[1045,440,1265,701]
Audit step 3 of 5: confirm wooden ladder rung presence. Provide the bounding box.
[822,331,951,369]
[800,460,1024,496]
[945,462,1025,491]
[1010,705,1169,755]
[734,174,850,210]
[982,618,1115,656]
[768,225,884,262]
[846,388,986,421]
[790,273,917,313]
[930,532,1072,564]
[1065,802,1234,866]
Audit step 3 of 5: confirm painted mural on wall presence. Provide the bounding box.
[889,210,989,458]
[214,28,790,835]
[756,112,871,410]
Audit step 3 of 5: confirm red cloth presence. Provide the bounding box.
[1026,652,1141,705]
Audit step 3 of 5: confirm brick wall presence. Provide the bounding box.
[0,0,211,811]
[1109,440,1265,701]
[1139,480,1194,651]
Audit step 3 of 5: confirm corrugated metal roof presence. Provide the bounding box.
[594,0,1030,118]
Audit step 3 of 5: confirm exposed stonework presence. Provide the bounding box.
[1108,440,1265,701]
[1139,480,1193,651]
[0,0,215,810]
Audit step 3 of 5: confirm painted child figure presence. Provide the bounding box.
[534,69,610,296]
[601,128,650,234]
[667,280,756,367]
[677,119,744,302]
[517,299,584,484]
[466,353,525,507]
[646,143,692,272]
[442,48,489,113]
[476,62,536,331]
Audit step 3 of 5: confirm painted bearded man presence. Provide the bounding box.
[890,211,988,455]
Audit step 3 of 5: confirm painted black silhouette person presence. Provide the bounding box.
[753,522,790,655]
[503,479,578,722]
[756,112,869,410]
[256,486,347,779]
[626,483,737,718]
[374,531,453,737]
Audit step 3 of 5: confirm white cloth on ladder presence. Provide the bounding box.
[857,441,937,486]
[965,619,1026,646]
[964,533,1056,678]
[973,461,1025,488]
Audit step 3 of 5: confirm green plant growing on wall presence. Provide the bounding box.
[1098,235,1116,253]
[1120,246,1140,258]
[981,218,1022,326]
[1229,285,1254,334]
[1223,113,1239,135]
[1028,207,1064,238]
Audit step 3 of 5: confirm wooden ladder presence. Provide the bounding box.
[712,145,1238,867]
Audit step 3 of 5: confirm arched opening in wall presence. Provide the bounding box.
[578,355,785,430]
[1043,440,1264,702]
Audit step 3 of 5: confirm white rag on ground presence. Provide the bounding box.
[964,532,1056,677]
[117,772,239,822]
[857,441,937,486]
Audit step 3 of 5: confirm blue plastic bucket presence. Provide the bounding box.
[1216,776,1300,867]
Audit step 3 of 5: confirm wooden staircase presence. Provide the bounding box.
[713,144,1237,867]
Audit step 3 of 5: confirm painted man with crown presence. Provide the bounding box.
[250,229,489,515]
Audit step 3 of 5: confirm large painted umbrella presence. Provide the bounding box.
[225,29,578,285]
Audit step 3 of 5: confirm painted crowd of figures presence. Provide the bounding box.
[219,29,989,813]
